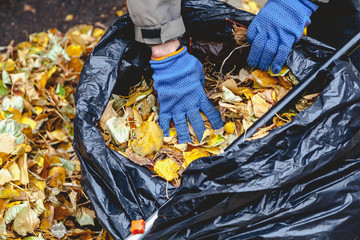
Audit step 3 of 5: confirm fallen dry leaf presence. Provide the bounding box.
[154,158,180,181]
[131,121,164,157]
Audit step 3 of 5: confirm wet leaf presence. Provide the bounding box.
[154,158,180,181]
[131,121,164,157]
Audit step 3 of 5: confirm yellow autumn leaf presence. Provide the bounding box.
[69,57,84,72]
[251,70,279,88]
[34,106,43,115]
[154,158,179,181]
[4,200,22,208]
[49,129,68,142]
[183,148,210,167]
[4,59,16,72]
[206,134,226,147]
[34,154,44,168]
[204,147,222,155]
[30,175,46,192]
[93,28,105,38]
[19,117,37,130]
[66,44,83,57]
[47,166,66,187]
[116,10,125,17]
[7,161,20,181]
[29,32,49,46]
[169,128,177,137]
[224,122,235,134]
[251,94,270,118]
[0,188,20,199]
[131,121,164,157]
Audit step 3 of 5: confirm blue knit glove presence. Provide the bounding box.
[150,46,224,143]
[247,0,318,73]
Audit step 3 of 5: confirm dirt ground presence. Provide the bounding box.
[0,0,267,46]
[0,0,126,46]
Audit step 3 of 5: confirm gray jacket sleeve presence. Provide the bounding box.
[127,0,186,45]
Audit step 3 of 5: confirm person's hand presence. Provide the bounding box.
[247,0,318,73]
[150,46,224,143]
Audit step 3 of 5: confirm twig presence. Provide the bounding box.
[219,43,250,74]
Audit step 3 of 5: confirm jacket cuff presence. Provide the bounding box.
[134,17,186,45]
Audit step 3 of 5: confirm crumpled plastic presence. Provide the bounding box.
[73,0,360,239]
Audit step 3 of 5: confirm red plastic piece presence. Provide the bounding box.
[130,219,146,235]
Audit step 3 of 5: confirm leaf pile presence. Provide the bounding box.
[0,25,113,239]
[100,27,319,185]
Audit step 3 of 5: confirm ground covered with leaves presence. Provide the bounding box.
[0,25,115,239]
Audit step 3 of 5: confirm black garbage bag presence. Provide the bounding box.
[73,0,360,239]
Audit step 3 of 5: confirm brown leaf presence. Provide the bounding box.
[222,78,238,93]
[18,154,29,185]
[13,204,40,236]
[251,70,278,88]
[99,100,116,130]
[126,149,153,166]
[54,206,74,220]
[252,94,270,118]
[47,166,66,188]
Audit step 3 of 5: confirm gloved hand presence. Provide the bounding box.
[247,0,318,73]
[150,46,224,143]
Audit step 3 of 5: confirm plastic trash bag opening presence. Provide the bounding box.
[73,0,360,239]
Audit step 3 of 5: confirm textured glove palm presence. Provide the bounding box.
[247,0,318,73]
[150,47,224,143]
